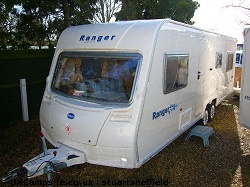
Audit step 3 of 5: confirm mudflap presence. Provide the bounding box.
[23,145,86,178]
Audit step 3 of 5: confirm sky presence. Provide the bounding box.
[192,0,250,43]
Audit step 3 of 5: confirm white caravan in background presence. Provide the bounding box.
[240,28,250,130]
[2,19,237,180]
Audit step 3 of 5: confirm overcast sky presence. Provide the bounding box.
[192,0,250,43]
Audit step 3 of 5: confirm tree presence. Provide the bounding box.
[225,0,250,25]
[116,0,199,24]
[226,0,250,11]
[15,0,59,49]
[0,0,200,49]
[59,0,97,28]
[91,0,122,23]
[0,1,59,49]
[0,2,10,49]
[0,0,97,49]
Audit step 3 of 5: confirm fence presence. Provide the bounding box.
[0,50,54,126]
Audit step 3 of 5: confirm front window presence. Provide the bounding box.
[52,52,141,103]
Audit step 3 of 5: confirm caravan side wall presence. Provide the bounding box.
[137,21,236,164]
[240,28,250,129]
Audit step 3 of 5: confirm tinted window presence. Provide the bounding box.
[52,52,141,103]
[164,54,189,94]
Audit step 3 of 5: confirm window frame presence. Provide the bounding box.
[163,52,189,94]
[226,51,234,72]
[215,52,223,69]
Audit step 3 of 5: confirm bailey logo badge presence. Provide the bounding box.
[67,113,75,119]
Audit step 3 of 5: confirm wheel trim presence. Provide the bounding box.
[210,105,215,120]
[203,110,209,125]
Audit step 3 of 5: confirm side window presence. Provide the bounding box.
[216,52,222,69]
[226,52,234,71]
[164,54,189,94]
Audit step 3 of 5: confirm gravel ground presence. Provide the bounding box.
[0,95,250,187]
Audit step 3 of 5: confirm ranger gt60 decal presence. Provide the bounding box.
[79,35,116,43]
[152,104,177,120]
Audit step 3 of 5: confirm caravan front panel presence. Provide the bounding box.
[40,20,165,168]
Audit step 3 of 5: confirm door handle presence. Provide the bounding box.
[197,71,201,80]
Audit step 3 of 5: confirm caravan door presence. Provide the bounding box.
[195,38,206,117]
[240,28,250,129]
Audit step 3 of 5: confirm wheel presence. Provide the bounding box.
[207,103,215,122]
[201,108,209,126]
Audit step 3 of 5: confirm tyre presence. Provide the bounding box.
[201,108,209,126]
[207,103,215,122]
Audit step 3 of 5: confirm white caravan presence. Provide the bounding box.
[2,19,237,180]
[240,28,250,130]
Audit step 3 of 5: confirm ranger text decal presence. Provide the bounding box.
[152,104,177,120]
